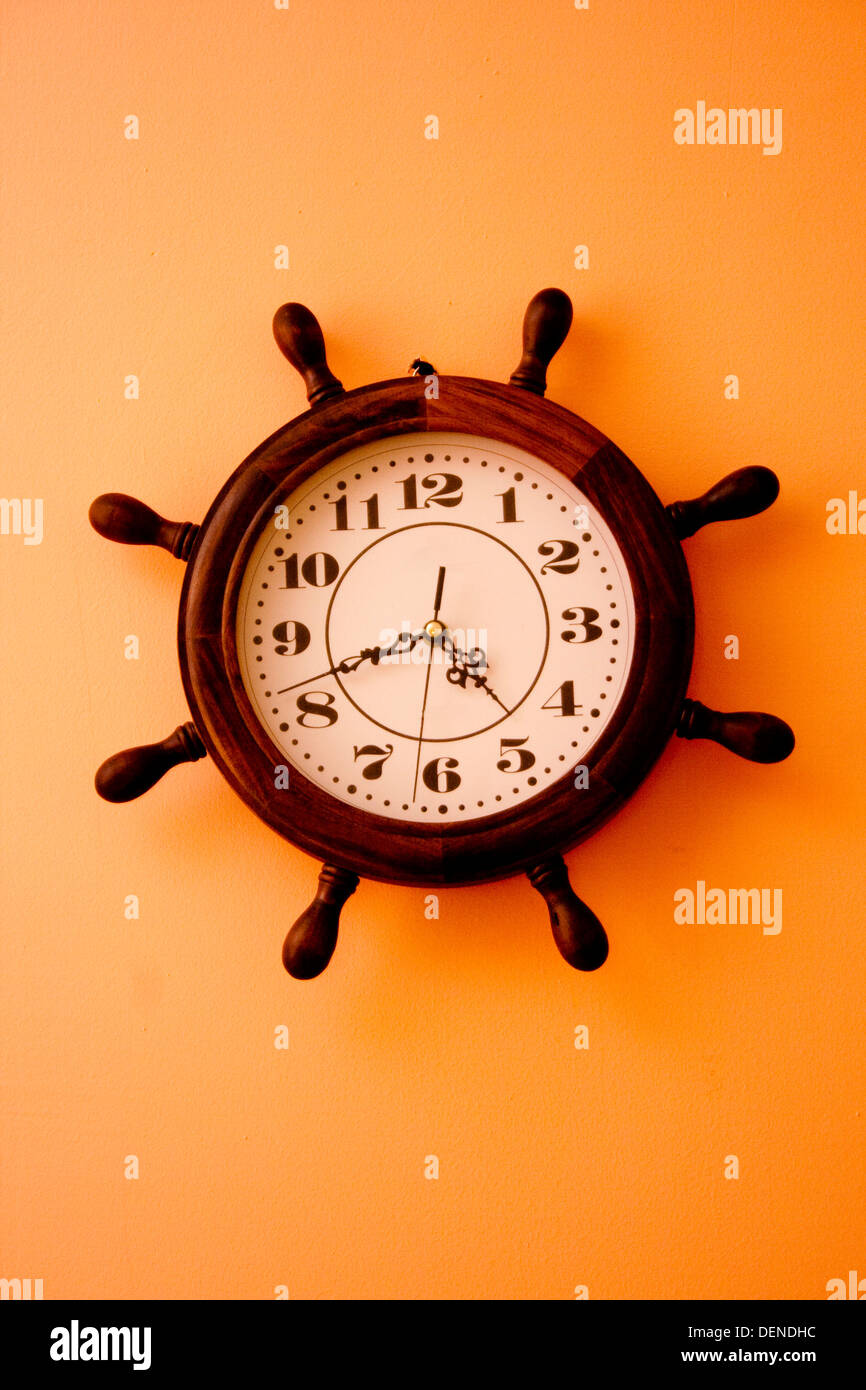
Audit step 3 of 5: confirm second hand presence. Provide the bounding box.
[410,646,435,803]
[412,566,446,801]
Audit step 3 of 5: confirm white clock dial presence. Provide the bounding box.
[236,432,635,823]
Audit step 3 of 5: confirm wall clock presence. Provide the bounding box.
[90,290,794,978]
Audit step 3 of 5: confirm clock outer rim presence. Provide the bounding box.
[178,375,694,886]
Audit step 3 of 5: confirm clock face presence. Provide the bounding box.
[235,432,636,824]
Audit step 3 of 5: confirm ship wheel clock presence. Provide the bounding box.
[90,290,794,979]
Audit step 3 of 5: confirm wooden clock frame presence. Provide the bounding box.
[90,290,794,979]
[184,377,692,886]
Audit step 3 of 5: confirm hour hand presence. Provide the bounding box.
[276,630,425,695]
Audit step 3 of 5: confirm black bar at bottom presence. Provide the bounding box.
[2,1297,860,1376]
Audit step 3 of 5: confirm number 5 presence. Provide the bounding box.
[496,737,535,773]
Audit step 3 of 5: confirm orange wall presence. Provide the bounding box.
[1,0,863,1300]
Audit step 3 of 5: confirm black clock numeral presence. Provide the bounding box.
[496,737,536,773]
[398,475,419,509]
[561,606,603,644]
[538,539,580,575]
[398,473,463,509]
[422,756,461,793]
[272,620,311,656]
[362,494,382,529]
[353,743,394,780]
[296,690,339,728]
[425,474,463,507]
[329,496,350,531]
[279,552,340,589]
[329,494,383,531]
[496,487,521,523]
[542,681,582,717]
[330,495,349,531]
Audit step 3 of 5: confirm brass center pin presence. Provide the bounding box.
[425,620,444,638]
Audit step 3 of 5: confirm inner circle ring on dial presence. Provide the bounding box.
[323,521,551,742]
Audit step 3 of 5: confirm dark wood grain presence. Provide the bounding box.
[90,493,198,561]
[272,303,344,406]
[667,466,779,539]
[95,723,206,802]
[678,699,794,763]
[509,288,573,396]
[282,864,359,978]
[527,857,609,971]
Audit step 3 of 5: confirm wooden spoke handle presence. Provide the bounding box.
[527,857,609,971]
[273,303,344,406]
[89,493,198,561]
[678,699,795,763]
[95,722,206,802]
[282,864,359,979]
[667,467,779,539]
[509,288,573,396]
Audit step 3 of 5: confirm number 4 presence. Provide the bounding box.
[541,681,582,717]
